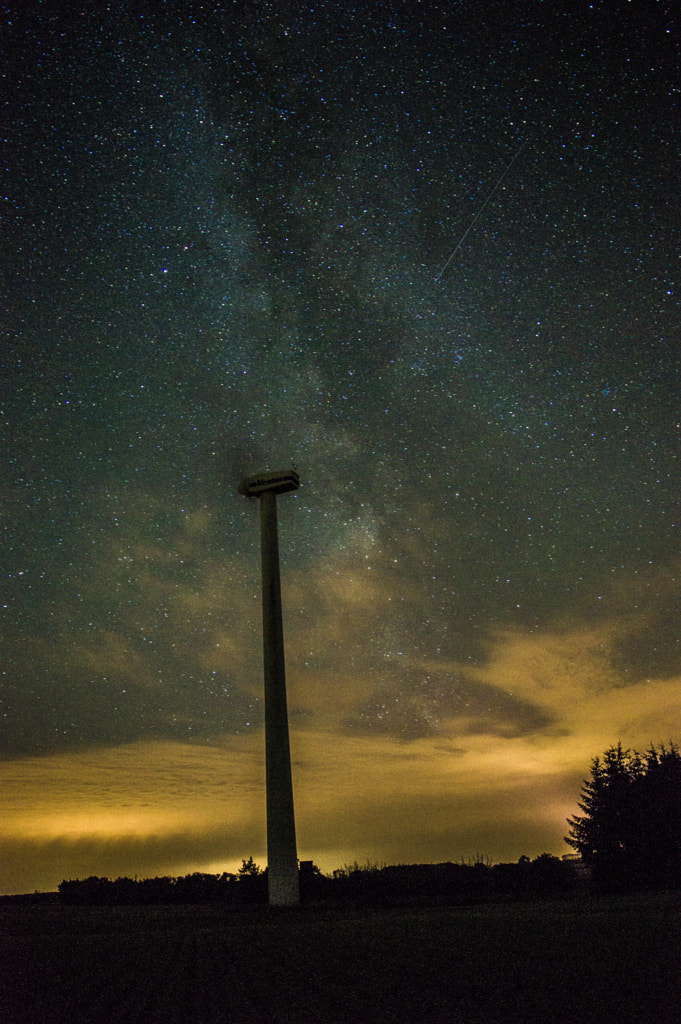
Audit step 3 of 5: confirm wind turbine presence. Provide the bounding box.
[238,469,300,906]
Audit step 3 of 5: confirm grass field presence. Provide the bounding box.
[2,894,679,1023]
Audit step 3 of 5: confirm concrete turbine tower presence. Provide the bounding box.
[237,469,300,906]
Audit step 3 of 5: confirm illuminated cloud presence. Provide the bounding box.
[4,573,680,893]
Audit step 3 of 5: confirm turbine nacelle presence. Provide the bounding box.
[238,469,300,498]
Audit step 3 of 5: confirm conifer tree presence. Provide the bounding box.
[566,742,681,891]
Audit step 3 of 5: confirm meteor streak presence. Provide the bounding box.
[436,142,527,281]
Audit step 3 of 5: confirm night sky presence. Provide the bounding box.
[3,0,680,894]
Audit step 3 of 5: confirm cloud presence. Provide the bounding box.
[1,641,262,759]
[4,590,681,894]
[608,564,681,683]
[2,494,265,758]
[1,739,267,892]
[343,667,555,741]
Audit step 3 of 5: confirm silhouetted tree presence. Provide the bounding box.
[566,741,681,892]
[235,857,267,902]
[237,856,263,877]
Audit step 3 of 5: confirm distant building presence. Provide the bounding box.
[562,854,592,878]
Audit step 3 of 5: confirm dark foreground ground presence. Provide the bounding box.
[2,894,680,1023]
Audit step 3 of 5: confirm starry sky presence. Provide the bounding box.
[2,0,680,894]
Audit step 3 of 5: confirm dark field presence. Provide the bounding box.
[2,894,680,1023]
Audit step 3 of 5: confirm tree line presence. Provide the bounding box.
[58,858,268,906]
[56,854,583,907]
